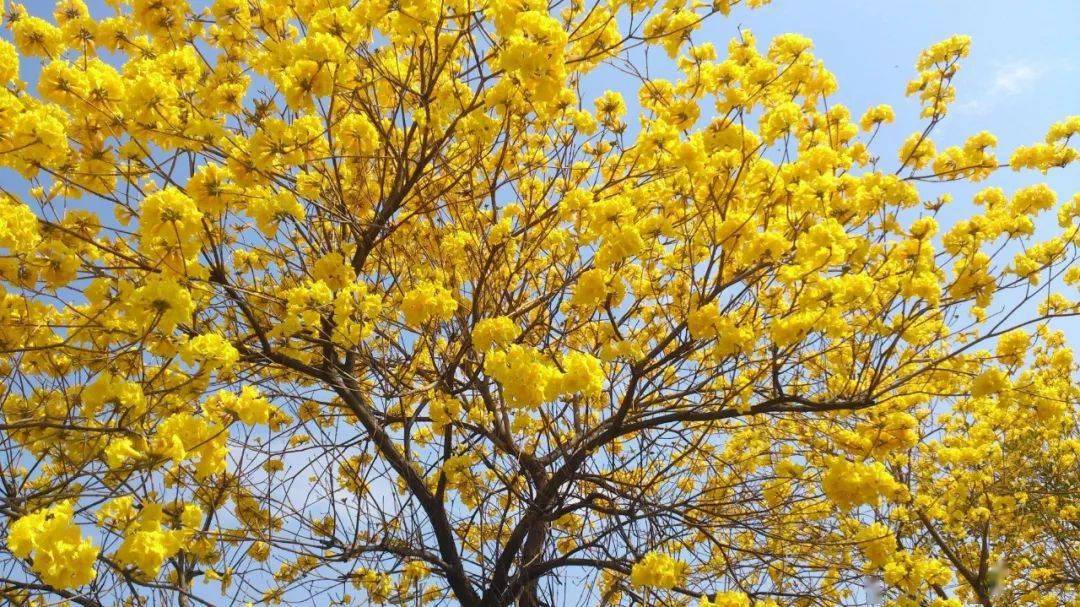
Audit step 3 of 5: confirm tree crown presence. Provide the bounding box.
[0,1,1078,606]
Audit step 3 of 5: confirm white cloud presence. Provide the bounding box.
[955,60,1050,116]
[954,98,991,117]
[989,61,1046,96]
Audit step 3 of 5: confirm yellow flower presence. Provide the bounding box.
[484,345,564,409]
[115,504,184,579]
[558,351,605,397]
[181,332,240,372]
[995,330,1030,366]
[688,306,754,355]
[970,368,1009,398]
[822,457,906,510]
[594,91,627,129]
[571,268,613,308]
[700,591,751,607]
[471,316,521,350]
[630,551,687,589]
[0,195,42,254]
[152,413,229,479]
[105,437,142,469]
[859,104,895,131]
[0,39,18,83]
[899,133,937,170]
[205,386,278,426]
[7,501,99,589]
[138,187,203,249]
[401,281,458,326]
[127,278,195,332]
[12,16,64,58]
[247,191,305,237]
[1011,183,1057,215]
[248,541,271,562]
[854,522,897,570]
[428,392,462,429]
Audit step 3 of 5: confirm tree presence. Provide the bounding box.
[0,0,1077,606]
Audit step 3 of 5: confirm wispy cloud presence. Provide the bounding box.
[989,61,1046,96]
[956,59,1051,116]
[954,98,991,117]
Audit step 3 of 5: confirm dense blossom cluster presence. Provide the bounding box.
[0,1,1077,606]
[629,551,689,590]
[8,502,98,590]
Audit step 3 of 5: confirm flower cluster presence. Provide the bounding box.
[821,457,907,510]
[7,502,99,590]
[629,551,688,589]
[401,280,458,327]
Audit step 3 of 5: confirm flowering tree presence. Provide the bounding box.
[0,1,1078,606]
